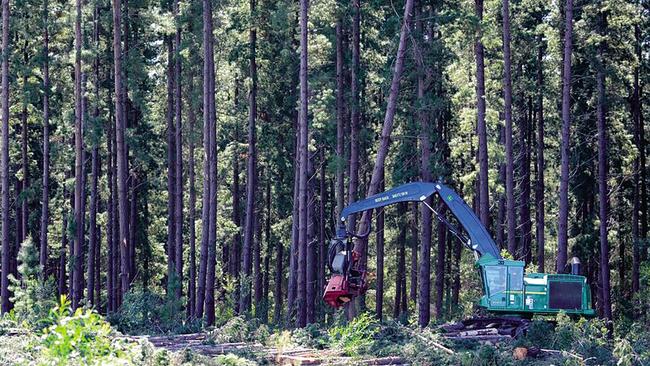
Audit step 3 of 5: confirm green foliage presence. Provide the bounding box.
[107,289,200,335]
[205,317,269,345]
[38,295,117,364]
[9,237,57,330]
[291,323,330,349]
[328,312,380,357]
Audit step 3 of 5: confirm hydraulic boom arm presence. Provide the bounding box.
[323,182,501,307]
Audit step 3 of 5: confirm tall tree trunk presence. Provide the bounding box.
[394,203,407,320]
[375,168,384,321]
[434,205,447,320]
[335,20,345,221]
[353,0,414,255]
[58,176,71,298]
[348,0,361,232]
[476,0,489,228]
[173,0,183,301]
[262,177,272,322]
[253,198,262,314]
[318,148,326,318]
[287,125,299,325]
[535,37,545,272]
[187,75,197,318]
[1,0,9,314]
[95,227,101,309]
[596,10,611,324]
[502,0,515,258]
[88,144,99,306]
[202,0,218,326]
[497,127,506,249]
[557,0,573,273]
[241,0,258,314]
[20,61,28,248]
[409,204,418,304]
[73,0,85,309]
[166,36,176,291]
[231,80,242,311]
[87,4,101,307]
[40,0,50,271]
[296,0,310,328]
[520,98,532,263]
[632,24,642,294]
[113,0,130,299]
[107,101,115,312]
[273,185,284,324]
[416,9,432,324]
[306,157,317,324]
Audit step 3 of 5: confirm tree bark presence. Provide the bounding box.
[72,0,85,309]
[166,36,176,291]
[231,80,242,311]
[519,98,532,263]
[416,8,432,324]
[502,0,515,258]
[394,204,407,320]
[113,0,130,300]
[187,74,197,318]
[353,0,414,255]
[262,177,272,322]
[173,0,184,301]
[596,9,611,324]
[348,0,361,231]
[241,0,258,314]
[58,175,71,298]
[296,0,309,328]
[497,127,506,249]
[2,0,12,311]
[86,4,101,307]
[376,168,384,321]
[87,144,99,306]
[318,148,326,319]
[202,0,218,325]
[273,181,284,324]
[409,204,418,304]
[306,156,317,324]
[557,0,573,273]
[335,20,345,221]
[287,123,299,325]
[106,99,115,312]
[476,0,489,228]
[632,24,642,294]
[39,0,50,271]
[535,37,545,272]
[19,50,28,250]
[253,197,263,315]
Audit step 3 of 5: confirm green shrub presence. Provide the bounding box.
[37,295,131,365]
[328,312,380,357]
[291,323,330,349]
[10,237,57,330]
[107,288,200,335]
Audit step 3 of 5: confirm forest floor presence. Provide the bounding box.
[124,332,409,365]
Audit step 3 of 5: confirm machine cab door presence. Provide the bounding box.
[506,265,524,310]
[483,262,524,310]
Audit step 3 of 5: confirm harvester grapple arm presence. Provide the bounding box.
[323,182,502,308]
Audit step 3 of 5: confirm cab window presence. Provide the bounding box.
[484,266,506,295]
[508,266,523,291]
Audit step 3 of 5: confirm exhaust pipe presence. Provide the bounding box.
[570,257,581,275]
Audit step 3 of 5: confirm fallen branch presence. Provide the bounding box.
[540,348,584,361]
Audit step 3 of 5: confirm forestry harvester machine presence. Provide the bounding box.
[323,182,596,339]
